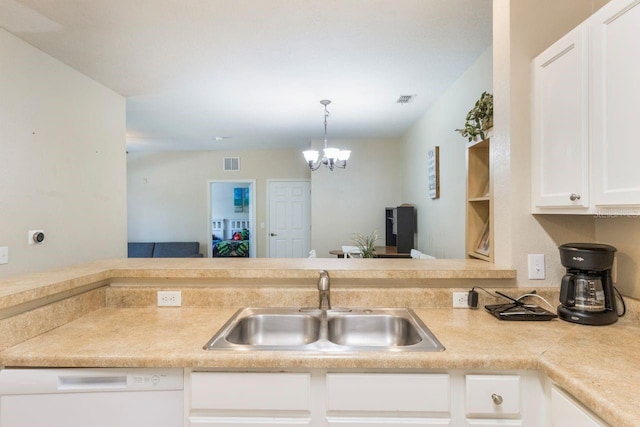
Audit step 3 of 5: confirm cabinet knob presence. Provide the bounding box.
[569,193,581,201]
[491,393,503,405]
[270,233,278,237]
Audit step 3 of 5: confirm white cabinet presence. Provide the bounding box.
[326,373,450,426]
[189,372,312,426]
[550,386,608,427]
[531,25,589,211]
[531,0,640,214]
[590,0,640,207]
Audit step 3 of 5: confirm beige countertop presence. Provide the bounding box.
[0,258,516,310]
[1,305,638,427]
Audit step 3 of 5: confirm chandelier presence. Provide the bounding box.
[303,100,351,171]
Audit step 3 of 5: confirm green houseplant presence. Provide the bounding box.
[352,230,378,258]
[455,91,494,142]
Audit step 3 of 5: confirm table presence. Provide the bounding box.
[329,246,412,259]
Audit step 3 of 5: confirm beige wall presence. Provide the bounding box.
[127,150,310,257]
[310,139,402,258]
[401,47,493,259]
[491,0,640,296]
[0,28,127,279]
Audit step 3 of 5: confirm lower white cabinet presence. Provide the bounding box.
[326,373,450,426]
[189,372,312,426]
[550,385,608,427]
[187,371,598,427]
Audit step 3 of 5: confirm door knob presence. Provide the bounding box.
[270,233,278,236]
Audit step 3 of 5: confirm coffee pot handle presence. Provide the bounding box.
[560,274,576,307]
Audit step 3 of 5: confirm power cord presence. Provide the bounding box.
[468,287,554,310]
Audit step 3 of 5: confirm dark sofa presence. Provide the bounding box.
[128,242,203,258]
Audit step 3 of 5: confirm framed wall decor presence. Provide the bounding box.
[428,146,440,199]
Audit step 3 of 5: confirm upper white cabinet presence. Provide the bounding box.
[590,0,640,207]
[532,25,589,210]
[531,0,640,214]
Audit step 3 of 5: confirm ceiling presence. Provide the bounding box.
[1,0,492,151]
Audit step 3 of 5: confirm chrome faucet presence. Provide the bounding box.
[317,270,331,310]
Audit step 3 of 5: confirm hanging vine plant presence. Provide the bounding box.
[455,91,494,142]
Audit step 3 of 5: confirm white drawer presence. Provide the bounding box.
[326,373,450,413]
[465,420,522,426]
[190,372,310,411]
[465,375,520,417]
[327,417,451,426]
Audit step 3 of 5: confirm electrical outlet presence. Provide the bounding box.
[453,292,469,308]
[0,247,8,265]
[528,254,545,280]
[157,290,181,307]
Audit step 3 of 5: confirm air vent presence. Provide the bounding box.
[396,95,417,104]
[223,157,240,171]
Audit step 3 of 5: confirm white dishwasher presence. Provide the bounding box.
[0,367,184,427]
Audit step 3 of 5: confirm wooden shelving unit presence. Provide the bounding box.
[466,137,492,262]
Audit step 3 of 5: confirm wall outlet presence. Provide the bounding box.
[453,292,469,308]
[157,290,182,307]
[0,247,8,265]
[528,254,545,280]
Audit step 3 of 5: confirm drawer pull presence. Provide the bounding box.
[491,393,503,405]
[569,193,581,201]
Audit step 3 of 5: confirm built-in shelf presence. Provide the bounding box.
[465,136,492,262]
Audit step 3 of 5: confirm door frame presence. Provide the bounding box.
[207,179,257,258]
[266,179,311,258]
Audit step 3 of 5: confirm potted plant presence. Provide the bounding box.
[352,230,379,258]
[455,91,493,142]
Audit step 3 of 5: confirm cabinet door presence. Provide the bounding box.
[590,0,640,207]
[550,386,607,427]
[531,25,589,210]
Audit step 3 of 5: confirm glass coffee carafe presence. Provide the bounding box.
[572,274,606,312]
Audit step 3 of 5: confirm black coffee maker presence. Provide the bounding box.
[558,243,618,325]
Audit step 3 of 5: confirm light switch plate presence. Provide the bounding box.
[528,254,545,280]
[0,247,7,265]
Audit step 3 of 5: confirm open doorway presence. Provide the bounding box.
[208,180,256,258]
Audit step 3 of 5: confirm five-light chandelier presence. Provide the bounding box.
[303,100,351,171]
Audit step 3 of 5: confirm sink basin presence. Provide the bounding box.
[225,312,320,346]
[327,314,422,347]
[204,307,445,352]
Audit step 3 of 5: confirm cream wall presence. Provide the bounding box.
[401,47,493,259]
[0,28,127,279]
[491,0,638,293]
[127,149,310,258]
[310,139,402,258]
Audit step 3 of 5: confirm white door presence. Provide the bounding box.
[590,0,640,207]
[531,25,589,210]
[268,181,310,258]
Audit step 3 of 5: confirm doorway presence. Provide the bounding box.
[267,180,311,258]
[208,180,256,258]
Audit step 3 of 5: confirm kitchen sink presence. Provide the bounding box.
[204,307,445,352]
[224,312,321,346]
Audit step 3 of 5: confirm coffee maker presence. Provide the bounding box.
[558,243,619,325]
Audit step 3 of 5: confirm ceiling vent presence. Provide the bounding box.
[223,157,240,171]
[396,94,417,104]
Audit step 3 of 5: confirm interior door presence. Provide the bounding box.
[268,181,310,258]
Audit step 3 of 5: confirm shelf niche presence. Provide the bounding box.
[466,137,492,262]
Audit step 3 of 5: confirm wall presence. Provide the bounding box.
[309,139,402,258]
[127,149,309,258]
[0,28,127,279]
[211,182,250,221]
[401,47,493,259]
[492,0,624,290]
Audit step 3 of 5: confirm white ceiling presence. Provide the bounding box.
[1,0,492,151]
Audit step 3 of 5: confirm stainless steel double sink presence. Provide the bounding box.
[203,307,445,352]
